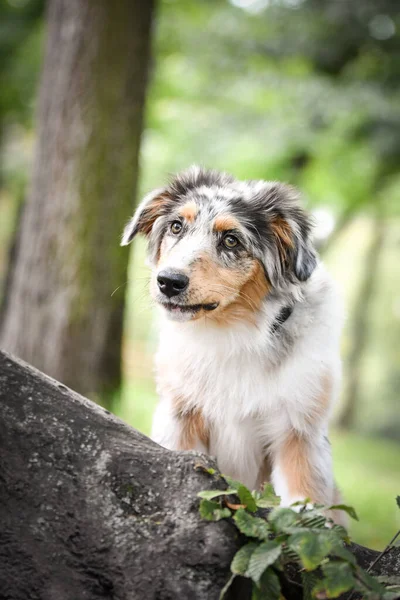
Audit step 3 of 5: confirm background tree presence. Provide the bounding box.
[0,0,155,404]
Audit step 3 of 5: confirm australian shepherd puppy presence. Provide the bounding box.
[121,167,344,520]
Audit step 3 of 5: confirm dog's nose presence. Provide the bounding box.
[157,271,189,298]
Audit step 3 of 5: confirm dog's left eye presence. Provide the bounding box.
[223,234,239,249]
[170,221,182,235]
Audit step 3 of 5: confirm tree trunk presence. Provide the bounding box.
[338,216,385,429]
[0,350,399,600]
[0,0,154,403]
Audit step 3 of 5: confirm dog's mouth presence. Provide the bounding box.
[161,301,219,314]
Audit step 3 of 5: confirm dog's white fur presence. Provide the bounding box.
[152,265,343,506]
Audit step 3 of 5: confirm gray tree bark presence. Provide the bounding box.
[0,0,154,402]
[0,350,399,600]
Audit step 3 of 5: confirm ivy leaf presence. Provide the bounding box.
[256,483,281,508]
[313,562,356,598]
[231,542,258,575]
[199,499,231,521]
[268,507,300,532]
[237,484,257,513]
[288,531,334,571]
[197,489,237,500]
[252,568,281,600]
[246,540,282,584]
[234,508,271,540]
[328,504,359,521]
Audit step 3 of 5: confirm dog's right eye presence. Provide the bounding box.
[170,221,182,235]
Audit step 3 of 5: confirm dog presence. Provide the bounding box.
[121,166,344,520]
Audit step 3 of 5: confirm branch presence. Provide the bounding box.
[0,351,398,600]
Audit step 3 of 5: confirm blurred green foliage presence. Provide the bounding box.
[0,0,399,550]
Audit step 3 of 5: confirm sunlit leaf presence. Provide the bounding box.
[256,483,281,508]
[237,484,257,512]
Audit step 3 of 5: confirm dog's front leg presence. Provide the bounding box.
[151,399,209,453]
[271,430,334,508]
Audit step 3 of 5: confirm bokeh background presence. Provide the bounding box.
[0,0,399,550]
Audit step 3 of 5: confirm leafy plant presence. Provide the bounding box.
[198,475,400,600]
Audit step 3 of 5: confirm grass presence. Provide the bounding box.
[117,377,400,551]
[331,430,400,550]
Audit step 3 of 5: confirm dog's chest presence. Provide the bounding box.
[156,322,293,424]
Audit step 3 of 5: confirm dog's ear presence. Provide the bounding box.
[121,188,172,246]
[255,182,317,285]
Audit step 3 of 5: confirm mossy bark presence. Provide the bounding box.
[0,0,155,402]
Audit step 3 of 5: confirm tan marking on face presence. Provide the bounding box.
[213,215,241,232]
[271,216,294,263]
[174,396,209,450]
[279,431,326,504]
[179,201,198,223]
[206,259,270,326]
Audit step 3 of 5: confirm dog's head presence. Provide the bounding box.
[121,167,316,323]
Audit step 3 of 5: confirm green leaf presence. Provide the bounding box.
[300,513,328,529]
[377,576,400,586]
[256,483,281,508]
[199,499,231,521]
[357,567,389,595]
[268,507,300,532]
[205,467,216,475]
[234,508,271,540]
[231,542,258,575]
[252,568,281,600]
[313,561,355,598]
[288,531,334,571]
[194,463,216,476]
[330,543,357,566]
[396,496,400,509]
[197,489,237,500]
[222,475,243,490]
[330,523,351,543]
[302,571,320,600]
[237,484,257,512]
[328,504,359,521]
[246,540,282,584]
